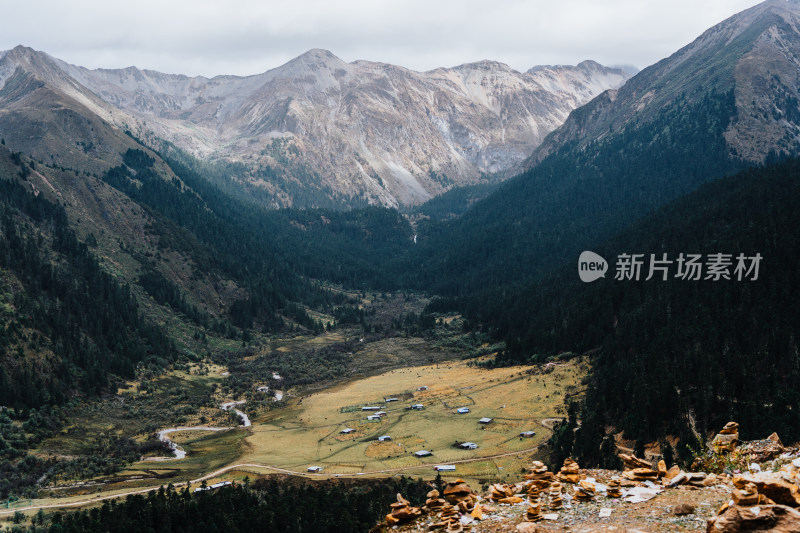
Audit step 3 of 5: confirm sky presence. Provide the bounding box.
[0,0,762,77]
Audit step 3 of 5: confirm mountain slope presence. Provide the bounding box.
[408,0,800,299]
[53,49,630,207]
[499,157,800,463]
[526,0,800,167]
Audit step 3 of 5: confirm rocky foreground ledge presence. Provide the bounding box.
[370,423,800,532]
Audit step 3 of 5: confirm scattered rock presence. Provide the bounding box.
[622,467,659,481]
[707,504,800,532]
[516,522,538,533]
[741,432,786,462]
[665,465,681,480]
[733,474,800,507]
[619,453,652,470]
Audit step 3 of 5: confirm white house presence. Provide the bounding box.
[307,466,323,473]
[417,386,428,391]
[362,406,380,411]
[520,431,536,438]
[367,415,381,421]
[456,408,470,414]
[384,398,398,402]
[479,417,493,424]
[434,465,456,472]
[378,435,392,442]
[410,404,424,410]
[459,442,478,449]
[341,428,355,434]
[376,411,387,417]
[413,450,432,457]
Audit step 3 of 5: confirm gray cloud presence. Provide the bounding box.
[2,0,759,76]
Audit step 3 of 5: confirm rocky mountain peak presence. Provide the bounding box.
[0,46,631,207]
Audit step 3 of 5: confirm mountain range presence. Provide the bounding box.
[0,46,630,207]
[1,0,800,479]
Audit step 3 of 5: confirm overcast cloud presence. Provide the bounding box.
[0,0,760,77]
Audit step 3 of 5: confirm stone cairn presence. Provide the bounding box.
[619,453,659,482]
[573,479,596,502]
[548,481,563,510]
[431,503,462,532]
[443,479,478,509]
[524,460,555,491]
[606,476,622,499]
[524,484,543,522]
[424,488,447,513]
[557,458,582,484]
[711,421,739,452]
[386,493,423,526]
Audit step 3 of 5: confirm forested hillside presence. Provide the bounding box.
[478,158,800,462]
[0,147,174,409]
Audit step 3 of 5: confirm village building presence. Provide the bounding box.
[340,428,355,434]
[479,417,493,424]
[434,465,456,471]
[520,430,536,437]
[413,450,432,457]
[456,407,470,414]
[378,435,392,442]
[459,442,478,449]
[307,466,323,473]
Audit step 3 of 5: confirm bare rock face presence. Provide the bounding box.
[707,504,800,533]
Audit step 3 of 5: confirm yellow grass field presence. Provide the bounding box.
[240,358,586,481]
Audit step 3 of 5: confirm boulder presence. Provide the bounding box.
[673,504,695,516]
[622,467,659,481]
[733,474,800,508]
[516,523,539,533]
[657,459,667,478]
[665,465,681,480]
[707,504,800,533]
